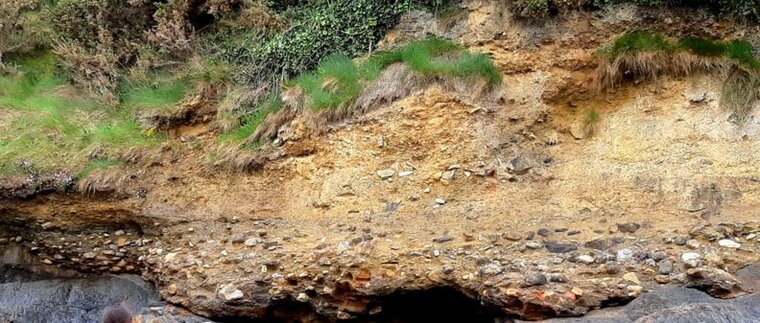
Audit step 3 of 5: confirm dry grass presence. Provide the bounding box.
[722,66,760,122]
[594,52,730,92]
[215,86,270,132]
[76,167,132,195]
[54,41,121,103]
[351,63,425,115]
[251,107,299,142]
[210,144,278,173]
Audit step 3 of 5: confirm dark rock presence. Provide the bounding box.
[617,222,641,234]
[737,263,760,293]
[544,241,578,254]
[231,234,245,244]
[584,237,623,251]
[604,262,621,274]
[554,228,568,233]
[684,267,746,299]
[549,274,568,283]
[478,263,503,276]
[537,228,551,237]
[385,202,399,212]
[567,230,581,236]
[433,236,454,243]
[508,156,534,175]
[533,287,760,323]
[674,236,688,246]
[651,250,667,261]
[350,235,373,246]
[525,232,535,240]
[522,272,547,287]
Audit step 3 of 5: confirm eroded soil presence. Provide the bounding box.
[1,2,759,322]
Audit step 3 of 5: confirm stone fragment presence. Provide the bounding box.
[296,293,311,302]
[617,222,641,234]
[681,252,702,268]
[718,239,741,249]
[219,284,244,301]
[658,260,674,275]
[545,241,577,253]
[508,156,533,175]
[523,272,547,287]
[617,248,634,262]
[377,169,395,180]
[576,255,595,264]
[245,238,262,247]
[623,272,641,285]
[479,263,503,276]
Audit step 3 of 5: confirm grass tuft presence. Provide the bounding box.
[220,37,502,146]
[76,158,122,179]
[597,31,760,123]
[601,31,673,60]
[120,78,190,111]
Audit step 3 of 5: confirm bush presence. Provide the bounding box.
[0,0,40,72]
[212,0,451,86]
[511,0,760,21]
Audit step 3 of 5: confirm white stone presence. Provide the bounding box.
[164,252,178,262]
[681,252,701,267]
[244,238,262,247]
[219,284,244,301]
[718,239,741,249]
[296,292,311,302]
[617,248,634,262]
[377,169,395,179]
[398,170,414,177]
[435,198,446,205]
[576,255,595,264]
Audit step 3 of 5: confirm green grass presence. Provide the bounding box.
[0,51,174,175]
[120,77,190,111]
[585,109,600,124]
[75,158,123,179]
[218,94,283,144]
[220,37,502,144]
[602,31,760,72]
[678,38,727,56]
[603,31,673,59]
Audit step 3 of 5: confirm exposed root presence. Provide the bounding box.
[594,52,730,93]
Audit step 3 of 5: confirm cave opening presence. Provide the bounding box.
[366,287,513,323]
[213,287,514,322]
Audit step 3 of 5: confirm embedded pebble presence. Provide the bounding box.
[718,239,741,249]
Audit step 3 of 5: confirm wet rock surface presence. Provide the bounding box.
[535,287,760,323]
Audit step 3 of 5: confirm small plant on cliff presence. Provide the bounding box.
[584,108,601,137]
[220,37,501,146]
[596,31,760,123]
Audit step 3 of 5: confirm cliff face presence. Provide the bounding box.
[1,2,759,322]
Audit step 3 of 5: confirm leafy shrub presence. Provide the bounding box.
[511,0,760,21]
[0,0,40,72]
[212,0,452,86]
